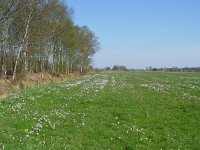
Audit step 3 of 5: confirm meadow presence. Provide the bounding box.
[0,71,200,149]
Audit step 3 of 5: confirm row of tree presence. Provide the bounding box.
[103,66,200,72]
[0,0,99,80]
[146,67,200,72]
[104,65,127,71]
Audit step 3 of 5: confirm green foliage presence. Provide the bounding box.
[0,71,200,149]
[0,0,99,77]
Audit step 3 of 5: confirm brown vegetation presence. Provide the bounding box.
[0,71,89,98]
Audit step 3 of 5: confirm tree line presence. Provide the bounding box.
[104,65,127,71]
[146,67,200,72]
[0,0,99,81]
[103,66,200,72]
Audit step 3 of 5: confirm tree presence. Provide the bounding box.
[112,65,127,71]
[0,0,99,80]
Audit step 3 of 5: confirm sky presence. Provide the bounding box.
[66,0,200,69]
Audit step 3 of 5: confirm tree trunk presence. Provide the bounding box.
[70,62,73,73]
[0,50,4,77]
[66,62,69,74]
[23,36,29,74]
[13,4,33,81]
[80,57,84,74]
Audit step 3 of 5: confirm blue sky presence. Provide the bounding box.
[66,0,200,69]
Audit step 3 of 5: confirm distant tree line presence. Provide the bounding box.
[104,65,127,71]
[146,67,200,72]
[103,66,200,72]
[0,0,99,80]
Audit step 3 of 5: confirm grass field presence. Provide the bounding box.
[0,71,200,149]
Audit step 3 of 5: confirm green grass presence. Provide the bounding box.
[0,71,200,149]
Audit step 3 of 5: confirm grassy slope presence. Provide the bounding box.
[0,71,200,149]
